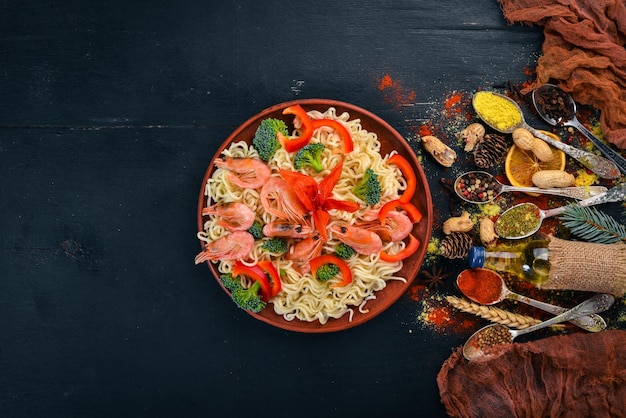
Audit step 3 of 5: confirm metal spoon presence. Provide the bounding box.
[456,268,606,332]
[532,83,626,177]
[495,184,626,239]
[472,91,620,179]
[453,170,607,204]
[463,293,615,361]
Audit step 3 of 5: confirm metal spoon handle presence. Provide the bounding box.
[513,294,614,338]
[501,184,607,200]
[509,291,606,332]
[525,124,621,179]
[541,185,626,218]
[571,119,626,176]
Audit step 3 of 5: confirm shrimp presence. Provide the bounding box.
[202,202,255,231]
[194,231,254,263]
[286,233,325,274]
[262,221,313,238]
[357,210,413,242]
[214,157,271,189]
[260,177,309,224]
[330,223,383,255]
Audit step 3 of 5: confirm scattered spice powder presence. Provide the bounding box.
[377,74,416,109]
[410,283,478,335]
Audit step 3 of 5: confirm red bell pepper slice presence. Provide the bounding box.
[281,105,314,153]
[256,260,281,297]
[388,154,417,203]
[309,254,353,288]
[318,158,344,202]
[378,199,422,225]
[379,234,420,262]
[312,208,330,241]
[311,118,354,153]
[232,261,272,302]
[279,168,318,211]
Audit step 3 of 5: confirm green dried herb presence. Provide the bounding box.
[559,205,626,244]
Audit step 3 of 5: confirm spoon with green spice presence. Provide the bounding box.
[472,91,620,179]
[463,293,615,361]
[454,170,607,204]
[495,184,626,239]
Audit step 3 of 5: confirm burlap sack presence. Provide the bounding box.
[543,235,626,296]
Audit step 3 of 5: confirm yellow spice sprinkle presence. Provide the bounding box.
[473,91,522,132]
[574,169,598,186]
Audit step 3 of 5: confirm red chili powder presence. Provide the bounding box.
[457,268,503,305]
[409,283,478,334]
[444,92,463,110]
[419,124,433,137]
[377,74,417,109]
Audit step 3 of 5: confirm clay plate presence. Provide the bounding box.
[197,99,433,333]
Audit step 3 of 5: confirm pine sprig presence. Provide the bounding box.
[559,205,626,244]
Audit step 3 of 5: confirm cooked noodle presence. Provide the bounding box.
[198,107,410,324]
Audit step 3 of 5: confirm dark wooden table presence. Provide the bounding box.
[2,1,624,417]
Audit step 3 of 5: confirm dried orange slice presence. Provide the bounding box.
[505,130,566,194]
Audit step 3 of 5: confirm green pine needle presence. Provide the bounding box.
[559,205,626,244]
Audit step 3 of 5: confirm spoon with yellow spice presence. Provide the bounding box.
[472,91,620,179]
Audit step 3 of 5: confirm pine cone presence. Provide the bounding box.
[473,133,509,168]
[440,232,473,259]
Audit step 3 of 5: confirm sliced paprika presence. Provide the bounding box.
[232,261,272,302]
[309,254,353,288]
[310,118,354,153]
[379,234,420,262]
[388,154,417,203]
[257,260,282,297]
[280,105,314,153]
[378,199,422,225]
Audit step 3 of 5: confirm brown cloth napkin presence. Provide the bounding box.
[498,0,626,149]
[437,330,626,417]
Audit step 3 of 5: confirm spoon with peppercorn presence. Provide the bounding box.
[495,184,626,239]
[532,84,626,177]
[472,91,620,179]
[456,268,607,332]
[453,170,607,204]
[462,293,615,361]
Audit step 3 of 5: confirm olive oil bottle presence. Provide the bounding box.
[468,240,551,284]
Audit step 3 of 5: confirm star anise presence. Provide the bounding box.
[419,265,450,291]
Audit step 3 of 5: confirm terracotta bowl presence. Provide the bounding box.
[197,99,433,333]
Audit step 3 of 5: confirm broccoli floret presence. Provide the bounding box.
[334,243,357,260]
[315,263,341,282]
[352,168,382,205]
[261,237,288,254]
[231,280,267,313]
[248,221,264,240]
[219,273,242,292]
[294,142,325,172]
[252,118,289,162]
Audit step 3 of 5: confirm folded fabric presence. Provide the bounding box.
[437,330,626,417]
[498,0,626,149]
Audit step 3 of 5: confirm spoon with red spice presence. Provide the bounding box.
[532,84,626,176]
[495,184,626,239]
[462,293,615,361]
[456,268,607,332]
[453,170,606,204]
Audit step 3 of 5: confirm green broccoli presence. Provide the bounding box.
[352,168,382,205]
[261,237,288,254]
[315,263,341,282]
[231,281,267,313]
[219,273,241,292]
[219,273,266,313]
[334,243,357,260]
[294,142,325,172]
[248,221,264,240]
[252,118,289,162]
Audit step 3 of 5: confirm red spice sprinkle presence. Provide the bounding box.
[419,124,433,137]
[377,74,417,109]
[445,92,463,110]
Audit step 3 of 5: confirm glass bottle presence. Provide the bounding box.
[468,240,551,284]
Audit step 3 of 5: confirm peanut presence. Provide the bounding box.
[512,128,553,162]
[479,217,498,246]
[532,170,575,188]
[512,128,535,150]
[422,135,457,167]
[442,211,474,235]
[458,123,485,152]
